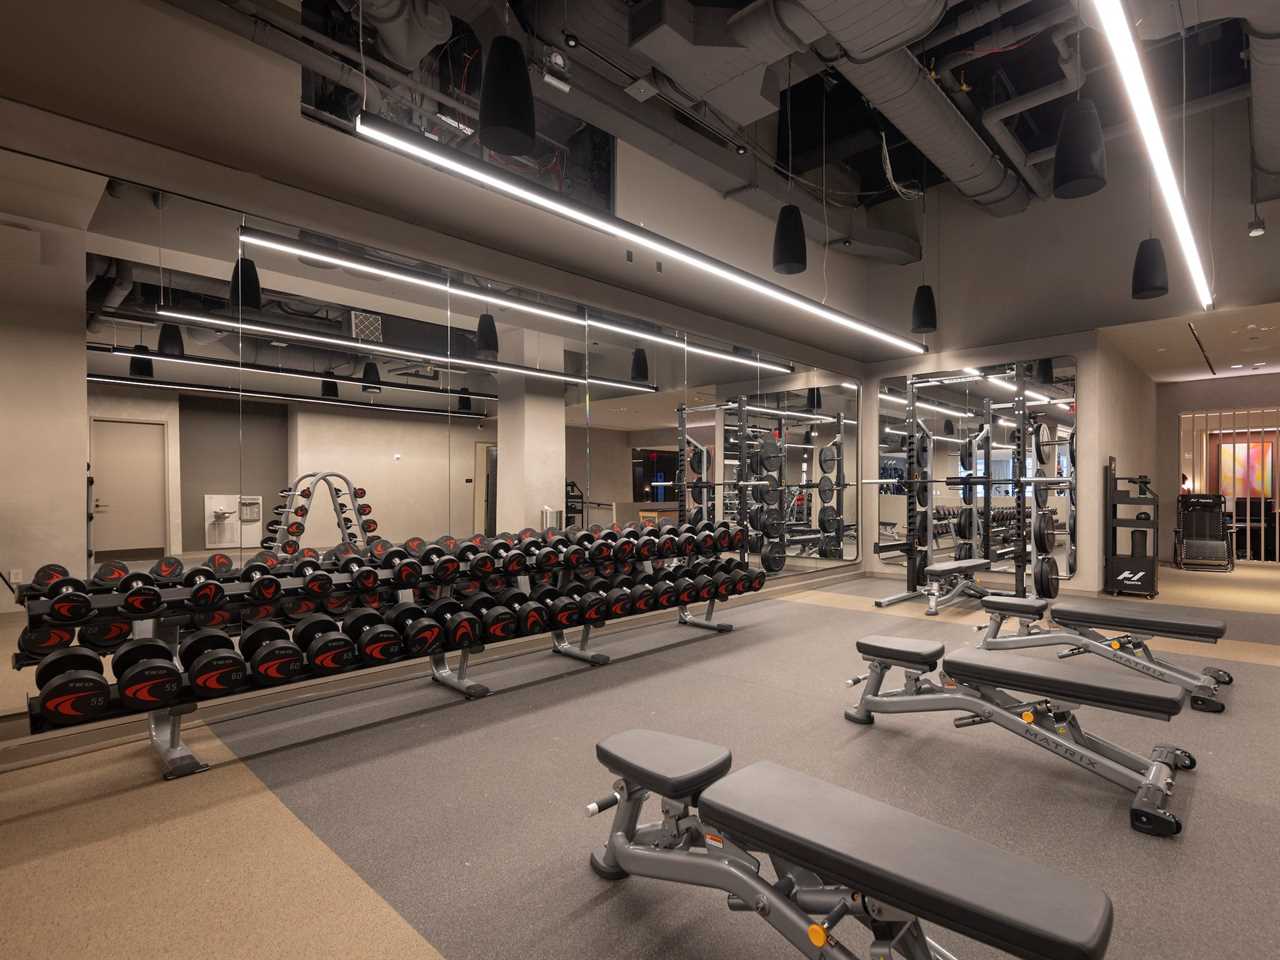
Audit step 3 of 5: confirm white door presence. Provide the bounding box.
[91,419,166,553]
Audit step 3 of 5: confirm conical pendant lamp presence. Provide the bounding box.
[479,36,536,156]
[1053,99,1107,199]
[1132,238,1169,300]
[772,204,807,274]
[911,285,937,334]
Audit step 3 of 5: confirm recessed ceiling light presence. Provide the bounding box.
[1231,363,1244,369]
[1253,361,1266,367]
[1156,346,1167,352]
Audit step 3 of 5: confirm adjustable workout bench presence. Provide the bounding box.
[979,596,1232,713]
[876,557,998,616]
[587,729,1113,960]
[846,638,1192,836]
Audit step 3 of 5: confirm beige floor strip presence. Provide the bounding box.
[782,589,1280,668]
[0,727,445,960]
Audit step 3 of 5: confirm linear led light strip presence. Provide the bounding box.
[149,307,655,393]
[87,375,485,418]
[353,114,925,356]
[1091,0,1213,309]
[878,392,972,420]
[238,229,792,375]
[743,404,836,423]
[92,345,498,401]
[883,427,965,445]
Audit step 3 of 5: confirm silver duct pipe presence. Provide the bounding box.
[911,0,1036,55]
[795,0,1030,215]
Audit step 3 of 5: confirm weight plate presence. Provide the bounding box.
[760,540,786,572]
[915,432,929,469]
[32,563,71,590]
[956,510,974,541]
[914,470,929,509]
[18,623,76,656]
[1067,544,1078,576]
[761,473,781,506]
[915,510,929,547]
[92,559,130,588]
[1069,484,1076,507]
[688,446,705,476]
[1069,428,1076,468]
[959,442,974,472]
[747,452,762,475]
[759,435,782,472]
[817,505,839,534]
[817,474,835,504]
[962,482,974,506]
[1034,469,1050,510]
[954,541,974,561]
[78,618,132,650]
[1033,512,1057,554]
[818,445,838,475]
[1033,555,1060,599]
[691,482,705,506]
[762,509,783,539]
[1068,509,1077,544]
[1033,422,1051,465]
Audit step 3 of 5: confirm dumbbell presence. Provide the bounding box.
[384,602,446,657]
[547,534,588,569]
[633,533,660,562]
[411,543,462,585]
[91,559,132,590]
[745,568,767,592]
[178,628,248,698]
[182,566,227,611]
[606,574,656,615]
[562,582,609,625]
[331,550,381,592]
[643,572,680,609]
[530,586,582,629]
[377,547,424,590]
[107,568,166,619]
[487,539,529,576]
[238,621,305,685]
[34,647,111,724]
[497,588,550,636]
[456,541,498,578]
[290,557,335,599]
[111,639,183,711]
[461,593,519,641]
[291,613,358,674]
[572,531,613,565]
[40,570,95,624]
[422,598,483,650]
[341,607,407,664]
[238,561,284,603]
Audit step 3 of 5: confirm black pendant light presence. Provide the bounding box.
[772,204,807,274]
[1036,358,1054,385]
[321,376,339,400]
[476,313,499,357]
[479,36,536,156]
[229,256,262,310]
[1053,99,1107,199]
[1131,237,1169,299]
[157,323,185,357]
[129,344,154,378]
[457,387,473,413]
[803,427,814,446]
[911,285,938,334]
[943,419,955,436]
[630,348,649,383]
[805,387,822,411]
[361,361,382,393]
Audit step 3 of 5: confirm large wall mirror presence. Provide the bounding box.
[877,359,1076,594]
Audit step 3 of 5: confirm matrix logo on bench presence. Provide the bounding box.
[1019,726,1099,770]
[1116,570,1146,583]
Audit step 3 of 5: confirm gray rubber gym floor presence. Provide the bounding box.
[215,581,1280,960]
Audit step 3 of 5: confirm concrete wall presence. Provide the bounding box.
[86,383,183,555]
[1095,344,1159,561]
[0,217,88,613]
[178,397,288,554]
[288,406,495,548]
[1153,371,1280,560]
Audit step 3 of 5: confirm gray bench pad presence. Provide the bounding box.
[1050,599,1225,641]
[596,729,731,798]
[699,761,1113,960]
[983,595,1049,617]
[944,648,1183,717]
[924,558,991,577]
[856,635,944,667]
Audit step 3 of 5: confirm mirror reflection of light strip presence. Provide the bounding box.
[883,427,965,445]
[743,404,837,423]
[353,113,925,356]
[140,307,656,393]
[91,346,499,401]
[86,375,487,418]
[237,228,793,374]
[878,392,971,419]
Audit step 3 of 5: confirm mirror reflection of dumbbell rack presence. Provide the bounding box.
[265,471,378,561]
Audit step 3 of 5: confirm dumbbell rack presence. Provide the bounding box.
[270,472,376,558]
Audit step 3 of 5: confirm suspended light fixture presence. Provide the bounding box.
[943,419,956,436]
[361,361,382,393]
[805,387,822,411]
[630,348,650,383]
[479,36,536,156]
[476,313,499,357]
[1036,358,1055,385]
[1131,237,1169,300]
[129,344,154,378]
[772,204,806,274]
[229,256,262,310]
[911,285,937,334]
[1052,99,1107,199]
[157,323,185,357]
[802,428,814,446]
[457,387,473,413]
[1248,204,1267,238]
[321,377,340,399]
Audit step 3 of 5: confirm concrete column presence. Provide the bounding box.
[496,330,567,532]
[0,216,89,613]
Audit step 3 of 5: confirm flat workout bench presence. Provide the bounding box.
[876,557,997,616]
[979,596,1233,712]
[846,638,1193,836]
[588,730,1113,960]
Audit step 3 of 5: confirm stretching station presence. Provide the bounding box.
[845,636,1192,836]
[979,595,1232,712]
[586,730,1113,960]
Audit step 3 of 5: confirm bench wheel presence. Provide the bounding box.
[1190,695,1226,713]
[590,847,628,881]
[1171,749,1196,771]
[1131,808,1182,837]
[1205,667,1233,686]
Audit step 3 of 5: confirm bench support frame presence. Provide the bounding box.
[980,612,1229,712]
[589,779,961,960]
[846,657,1189,837]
